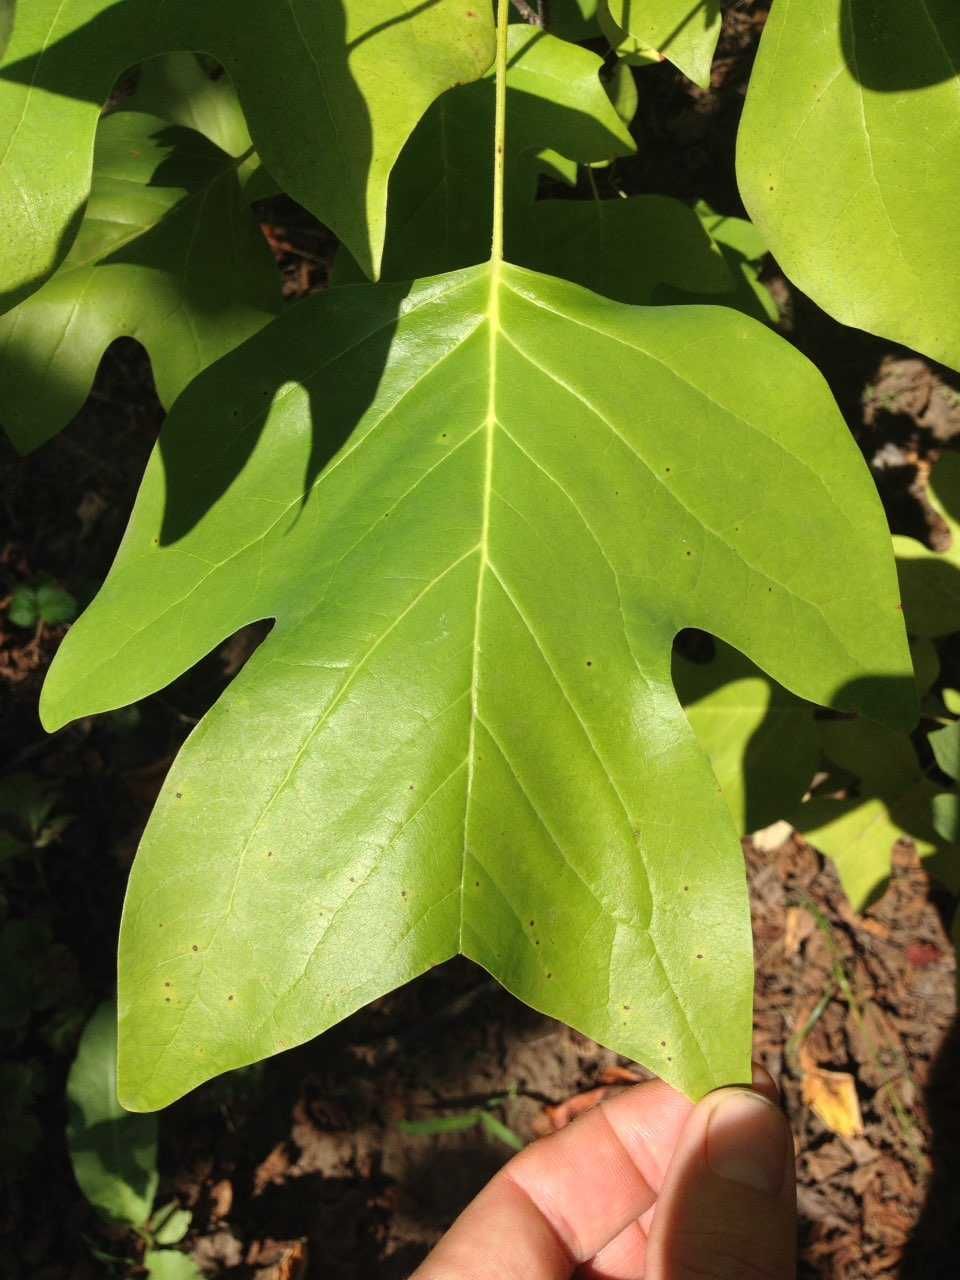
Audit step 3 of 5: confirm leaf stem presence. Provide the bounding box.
[491,0,511,266]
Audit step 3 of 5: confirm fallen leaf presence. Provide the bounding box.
[801,1064,864,1138]
[784,905,816,957]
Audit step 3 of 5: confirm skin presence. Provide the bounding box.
[411,1070,797,1280]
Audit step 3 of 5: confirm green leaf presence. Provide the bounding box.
[894,454,960,638]
[796,718,959,910]
[0,110,280,452]
[0,1,12,61]
[930,721,960,782]
[598,3,663,68]
[944,688,960,716]
[604,0,723,87]
[336,27,634,283]
[399,1112,482,1137]
[479,1111,524,1150]
[0,0,494,305]
[515,196,733,308]
[42,260,912,1111]
[604,60,639,128]
[7,578,78,626]
[738,0,960,371]
[546,0,600,42]
[674,640,817,836]
[66,1001,158,1226]
[151,1204,192,1246]
[133,54,252,159]
[690,203,777,325]
[144,1251,203,1280]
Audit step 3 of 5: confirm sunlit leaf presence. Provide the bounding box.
[42,258,912,1110]
[66,1001,157,1226]
[604,0,723,87]
[0,0,494,306]
[796,718,959,910]
[894,454,960,638]
[930,720,960,782]
[738,0,960,371]
[133,53,252,159]
[144,1251,203,1280]
[598,3,663,68]
[335,26,634,282]
[675,640,816,836]
[151,1204,193,1246]
[0,111,280,452]
[0,0,12,61]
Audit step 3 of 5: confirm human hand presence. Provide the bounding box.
[410,1073,796,1279]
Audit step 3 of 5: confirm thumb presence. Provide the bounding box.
[646,1086,797,1280]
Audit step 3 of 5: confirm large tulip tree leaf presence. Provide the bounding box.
[738,0,960,371]
[894,454,960,638]
[796,717,960,911]
[0,110,280,452]
[604,0,723,87]
[41,254,913,1110]
[674,640,816,836]
[0,0,494,309]
[335,26,635,283]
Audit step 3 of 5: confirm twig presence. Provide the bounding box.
[511,0,543,25]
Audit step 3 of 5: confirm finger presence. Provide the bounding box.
[645,1086,797,1280]
[578,1062,780,1280]
[410,1080,693,1280]
[578,1217,647,1279]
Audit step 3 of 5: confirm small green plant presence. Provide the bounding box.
[7,577,77,629]
[400,1090,524,1152]
[1,1,957,1110]
[67,1002,201,1279]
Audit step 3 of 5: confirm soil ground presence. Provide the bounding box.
[3,3,960,1277]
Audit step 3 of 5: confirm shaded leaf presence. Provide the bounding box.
[894,454,960,638]
[133,53,252,159]
[546,0,600,41]
[0,110,280,451]
[336,26,634,283]
[796,719,959,910]
[738,0,960,370]
[689,202,777,324]
[516,195,732,306]
[0,0,494,305]
[42,259,912,1110]
[66,1001,158,1226]
[604,60,639,127]
[674,640,817,836]
[604,0,723,87]
[7,578,77,625]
